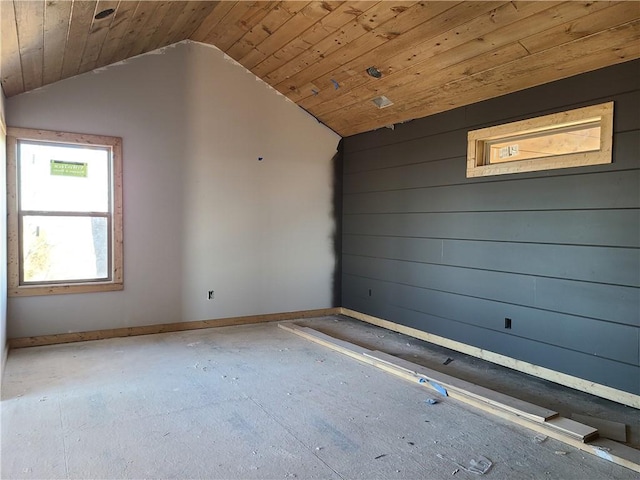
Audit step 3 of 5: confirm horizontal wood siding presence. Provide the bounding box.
[341,59,640,395]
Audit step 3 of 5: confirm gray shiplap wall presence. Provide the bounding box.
[341,60,640,395]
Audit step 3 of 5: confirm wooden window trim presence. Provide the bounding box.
[6,127,123,297]
[467,102,614,178]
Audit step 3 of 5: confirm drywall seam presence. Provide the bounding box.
[341,308,640,409]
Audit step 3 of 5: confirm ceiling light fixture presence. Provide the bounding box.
[372,96,393,109]
[94,8,115,20]
[366,66,383,79]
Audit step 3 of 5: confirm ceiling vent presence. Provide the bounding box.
[372,96,394,109]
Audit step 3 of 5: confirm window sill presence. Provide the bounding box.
[9,282,124,297]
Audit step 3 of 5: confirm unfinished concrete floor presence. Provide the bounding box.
[1,315,637,479]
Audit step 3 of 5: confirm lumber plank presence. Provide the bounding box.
[165,1,220,48]
[190,1,237,43]
[142,2,189,54]
[333,20,640,135]
[546,417,599,442]
[104,2,157,65]
[95,0,140,67]
[226,1,307,61]
[278,324,373,360]
[307,40,528,119]
[365,350,558,423]
[279,322,639,472]
[454,391,640,473]
[77,0,120,73]
[301,0,553,115]
[253,1,378,79]
[196,1,264,47]
[274,1,449,96]
[209,2,280,52]
[14,0,45,91]
[241,1,343,71]
[60,0,98,80]
[43,0,73,86]
[0,0,24,96]
[298,0,529,109]
[520,2,639,54]
[342,309,640,410]
[571,414,627,443]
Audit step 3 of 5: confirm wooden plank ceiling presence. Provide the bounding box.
[1,1,639,137]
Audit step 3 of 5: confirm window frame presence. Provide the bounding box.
[466,102,614,178]
[6,127,123,296]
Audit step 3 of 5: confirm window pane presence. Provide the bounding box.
[19,141,110,212]
[22,216,109,283]
[485,124,601,164]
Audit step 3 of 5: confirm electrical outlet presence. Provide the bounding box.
[208,290,214,300]
[504,318,512,329]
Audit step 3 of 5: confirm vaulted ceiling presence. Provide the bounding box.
[2,1,639,136]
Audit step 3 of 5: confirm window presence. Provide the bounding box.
[467,102,614,177]
[6,128,123,296]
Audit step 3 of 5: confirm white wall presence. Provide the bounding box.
[1,89,7,375]
[5,41,340,338]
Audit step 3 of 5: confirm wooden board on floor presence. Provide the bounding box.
[572,413,628,443]
[545,417,599,443]
[365,350,558,423]
[278,322,640,473]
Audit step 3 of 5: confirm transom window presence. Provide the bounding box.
[467,102,614,177]
[6,128,123,296]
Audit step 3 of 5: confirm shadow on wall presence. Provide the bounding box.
[331,139,344,307]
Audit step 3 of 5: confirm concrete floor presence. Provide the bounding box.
[1,315,637,479]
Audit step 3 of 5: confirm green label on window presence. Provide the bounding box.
[50,160,88,177]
